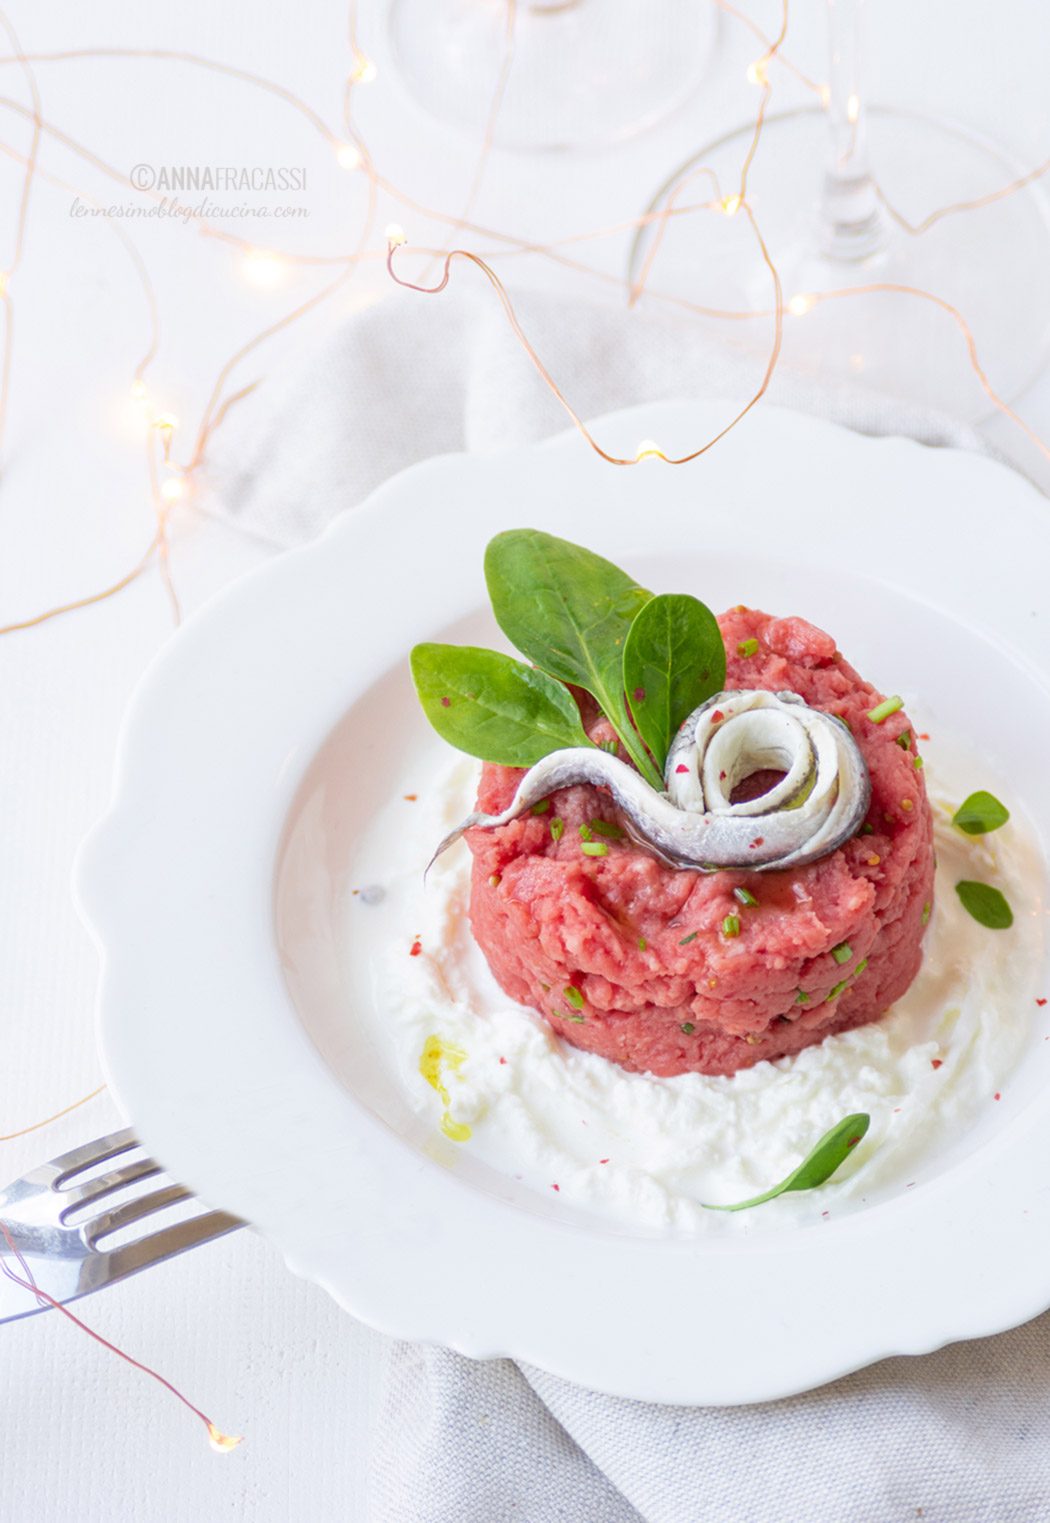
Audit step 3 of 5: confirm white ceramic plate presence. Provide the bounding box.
[76,400,1050,1405]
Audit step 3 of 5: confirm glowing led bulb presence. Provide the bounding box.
[336,141,362,171]
[635,439,664,462]
[720,194,741,218]
[350,51,377,85]
[240,249,286,290]
[130,379,148,401]
[160,474,186,504]
[788,293,814,317]
[206,1424,244,1455]
[819,83,831,110]
[846,93,860,124]
[0,270,8,297]
[745,60,768,87]
[385,223,406,248]
[151,412,178,433]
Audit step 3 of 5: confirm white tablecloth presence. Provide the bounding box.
[2,1,1049,1517]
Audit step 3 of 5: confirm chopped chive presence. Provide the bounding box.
[796,990,810,1004]
[530,799,551,815]
[567,1013,586,1024]
[578,822,593,841]
[733,886,759,907]
[722,914,741,938]
[854,958,869,976]
[637,936,647,951]
[590,819,625,840]
[737,637,760,658]
[867,695,904,724]
[921,901,931,925]
[550,817,564,843]
[581,841,608,857]
[860,823,875,835]
[827,976,849,1001]
[831,942,853,965]
[896,730,912,750]
[599,739,618,754]
[680,1022,696,1034]
[564,985,585,1010]
[679,931,699,945]
[914,756,924,770]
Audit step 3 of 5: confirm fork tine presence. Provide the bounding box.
[59,1157,164,1218]
[84,1183,193,1247]
[50,1128,140,1186]
[99,1210,242,1280]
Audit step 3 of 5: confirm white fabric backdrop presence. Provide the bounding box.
[2,0,1049,1517]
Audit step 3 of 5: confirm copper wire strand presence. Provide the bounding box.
[0,7,40,454]
[0,1084,106,1141]
[387,210,783,466]
[712,0,824,95]
[0,1222,241,1450]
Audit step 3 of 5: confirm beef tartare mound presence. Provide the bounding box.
[466,608,934,1077]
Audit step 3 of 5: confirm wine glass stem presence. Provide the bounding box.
[819,0,887,261]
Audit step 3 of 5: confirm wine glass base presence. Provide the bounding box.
[628,106,1050,422]
[387,0,717,153]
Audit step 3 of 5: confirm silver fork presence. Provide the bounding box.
[0,1128,242,1324]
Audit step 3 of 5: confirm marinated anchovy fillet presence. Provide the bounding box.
[431,689,870,872]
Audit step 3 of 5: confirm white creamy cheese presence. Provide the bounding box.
[358,755,1045,1232]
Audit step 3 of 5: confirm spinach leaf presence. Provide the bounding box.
[484,530,662,789]
[702,1113,870,1212]
[952,791,1010,835]
[955,879,1014,929]
[411,643,592,767]
[622,593,725,773]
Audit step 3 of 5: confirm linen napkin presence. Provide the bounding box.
[208,286,1048,1523]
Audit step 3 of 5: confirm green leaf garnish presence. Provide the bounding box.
[702,1113,870,1212]
[956,880,1014,929]
[622,592,725,777]
[953,790,1010,836]
[484,530,662,789]
[410,643,592,766]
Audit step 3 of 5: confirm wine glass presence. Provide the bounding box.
[628,0,1050,420]
[387,0,717,152]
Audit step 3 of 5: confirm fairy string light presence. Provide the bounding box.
[0,1222,242,1452]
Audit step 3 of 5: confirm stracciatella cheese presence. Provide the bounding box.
[359,756,1043,1233]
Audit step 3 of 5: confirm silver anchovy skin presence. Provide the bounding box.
[430,689,871,873]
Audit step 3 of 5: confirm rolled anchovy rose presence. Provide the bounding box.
[432,690,870,872]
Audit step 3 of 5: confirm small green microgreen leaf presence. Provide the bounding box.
[702,1113,870,1212]
[956,880,1013,929]
[952,791,1010,836]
